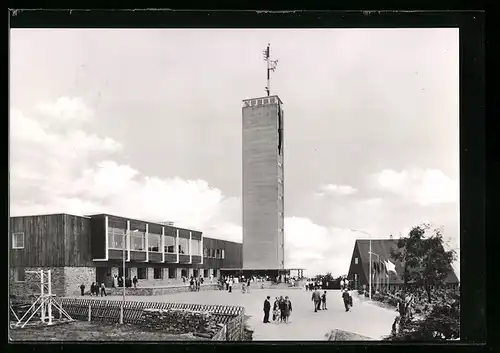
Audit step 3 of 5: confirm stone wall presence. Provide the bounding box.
[9,267,66,298]
[141,308,222,337]
[64,267,96,296]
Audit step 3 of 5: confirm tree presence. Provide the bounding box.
[391,224,456,303]
[324,272,334,282]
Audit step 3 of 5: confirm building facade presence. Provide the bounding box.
[347,239,459,291]
[242,95,285,270]
[9,213,242,297]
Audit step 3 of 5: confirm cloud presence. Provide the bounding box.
[318,184,358,197]
[372,168,458,206]
[35,97,93,123]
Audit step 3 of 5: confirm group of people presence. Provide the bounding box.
[263,295,293,324]
[79,274,140,297]
[188,276,204,291]
[218,275,253,293]
[80,282,107,297]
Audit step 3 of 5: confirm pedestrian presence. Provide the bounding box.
[283,296,292,323]
[272,297,280,323]
[342,289,350,312]
[340,278,345,290]
[263,296,271,323]
[90,282,96,296]
[344,278,350,290]
[210,274,213,284]
[279,296,286,323]
[241,281,246,293]
[321,291,327,310]
[228,278,233,293]
[133,275,138,288]
[113,275,118,288]
[80,283,85,296]
[100,282,107,297]
[225,277,229,291]
[247,278,251,293]
[312,288,321,312]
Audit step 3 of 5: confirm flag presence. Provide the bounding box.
[385,260,397,274]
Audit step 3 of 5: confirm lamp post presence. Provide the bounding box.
[369,251,380,293]
[350,229,373,300]
[120,229,138,325]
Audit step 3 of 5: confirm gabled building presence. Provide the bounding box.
[346,239,459,291]
[9,213,242,297]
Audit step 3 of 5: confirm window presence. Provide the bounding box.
[107,227,125,249]
[164,236,176,253]
[354,273,358,281]
[193,269,199,278]
[131,231,145,251]
[210,248,216,258]
[212,269,217,276]
[216,249,221,258]
[191,239,201,256]
[12,232,24,249]
[148,234,161,252]
[203,248,208,257]
[181,269,188,278]
[14,268,25,282]
[355,257,359,265]
[221,249,225,259]
[153,268,162,279]
[137,268,147,279]
[118,267,131,278]
[203,269,209,277]
[168,268,176,279]
[178,237,189,255]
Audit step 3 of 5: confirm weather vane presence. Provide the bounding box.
[262,43,279,96]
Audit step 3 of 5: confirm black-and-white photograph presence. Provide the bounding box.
[9,27,460,342]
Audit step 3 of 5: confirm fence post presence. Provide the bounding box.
[88,303,91,322]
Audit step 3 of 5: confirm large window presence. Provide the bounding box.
[216,249,221,258]
[108,227,125,249]
[14,267,25,282]
[168,268,176,279]
[354,257,359,265]
[203,247,208,257]
[178,237,189,255]
[164,236,176,253]
[221,249,225,259]
[12,232,24,249]
[203,269,209,277]
[211,248,215,258]
[131,231,145,251]
[153,268,162,279]
[137,268,147,279]
[148,234,161,252]
[191,239,201,256]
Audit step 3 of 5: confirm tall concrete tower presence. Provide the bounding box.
[242,95,285,270]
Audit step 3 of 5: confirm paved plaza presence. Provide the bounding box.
[77,288,398,340]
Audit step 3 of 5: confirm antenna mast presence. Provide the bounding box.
[263,43,278,96]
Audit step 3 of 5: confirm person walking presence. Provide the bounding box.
[80,283,85,296]
[321,291,328,310]
[246,277,251,293]
[312,288,321,312]
[340,278,345,290]
[90,282,96,296]
[342,289,350,312]
[133,275,138,288]
[225,277,229,291]
[228,277,233,293]
[344,278,350,291]
[263,296,271,323]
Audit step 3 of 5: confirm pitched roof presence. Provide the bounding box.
[354,239,459,284]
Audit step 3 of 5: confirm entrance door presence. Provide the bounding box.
[96,267,111,285]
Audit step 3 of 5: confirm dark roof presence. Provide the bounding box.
[354,239,459,284]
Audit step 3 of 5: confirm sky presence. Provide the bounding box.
[9,28,460,278]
